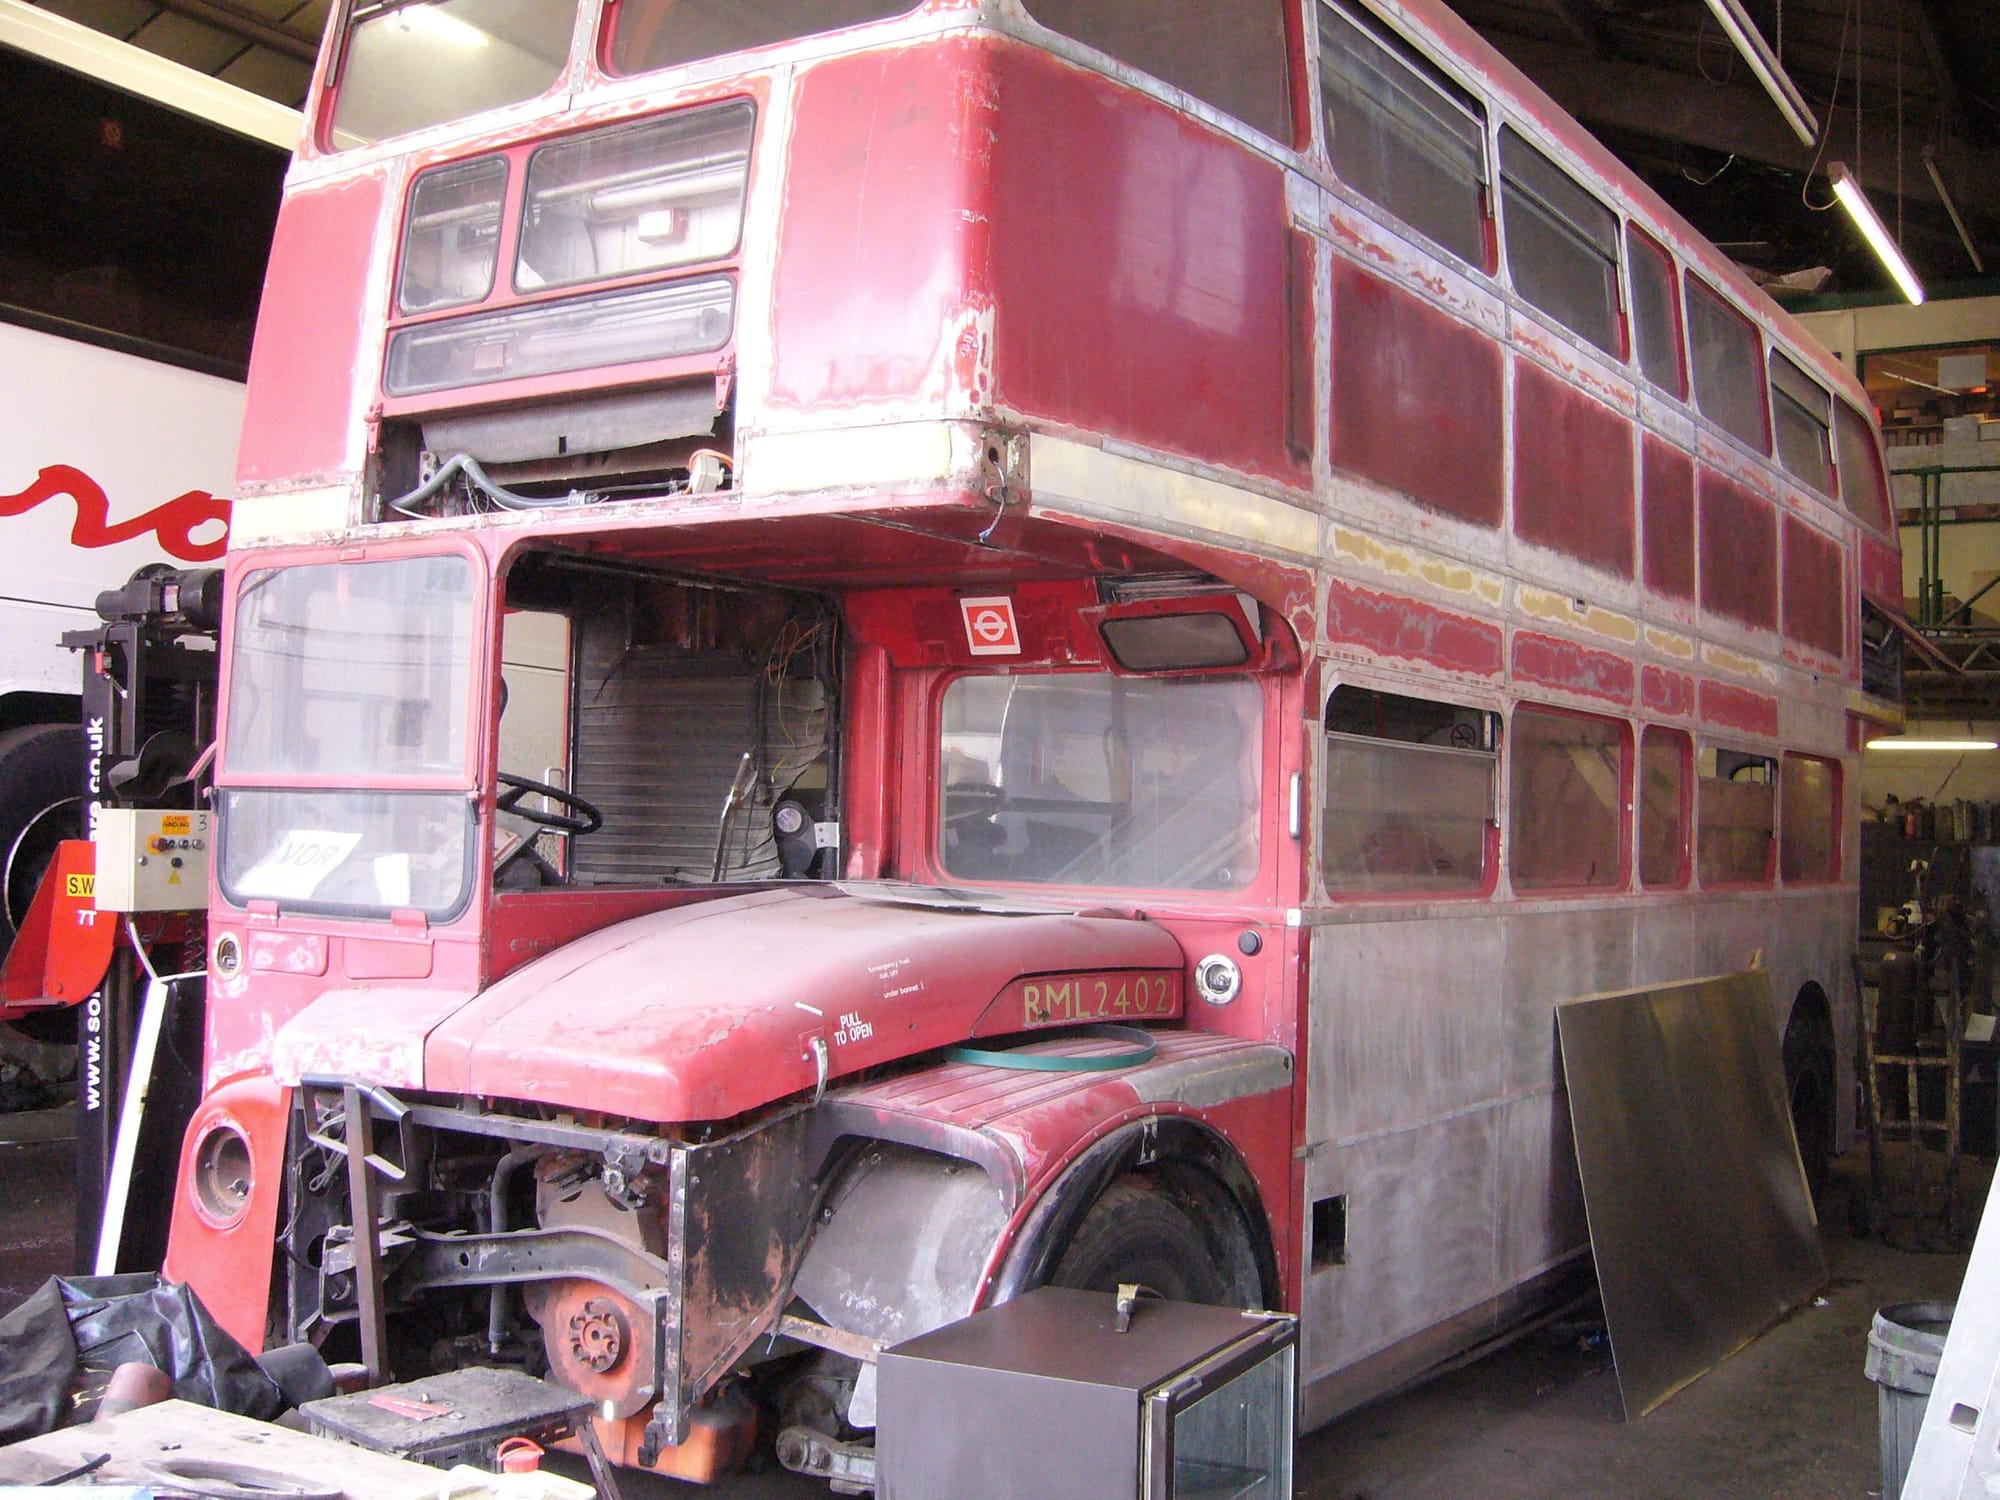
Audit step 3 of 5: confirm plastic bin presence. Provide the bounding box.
[1866,1301,1953,1500]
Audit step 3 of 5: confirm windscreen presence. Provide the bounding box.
[608,0,915,76]
[940,673,1262,891]
[220,555,479,916]
[328,0,577,148]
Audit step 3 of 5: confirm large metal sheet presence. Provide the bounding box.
[1558,970,1826,1417]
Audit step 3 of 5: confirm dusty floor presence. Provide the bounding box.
[0,1105,1981,1499]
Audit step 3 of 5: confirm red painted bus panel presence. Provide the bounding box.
[769,39,988,410]
[1698,467,1777,632]
[1511,359,1634,578]
[1641,664,1696,718]
[161,1074,290,1351]
[423,889,1184,1120]
[236,176,383,486]
[985,44,1302,484]
[1511,629,1637,705]
[1860,535,1901,608]
[1782,516,1844,660]
[1325,578,1504,677]
[1698,679,1780,739]
[1330,262,1504,527]
[1640,432,1695,602]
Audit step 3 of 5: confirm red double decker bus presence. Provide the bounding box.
[162,0,1902,1482]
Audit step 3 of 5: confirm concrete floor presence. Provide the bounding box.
[0,1106,1981,1499]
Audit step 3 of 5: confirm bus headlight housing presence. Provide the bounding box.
[191,1120,254,1228]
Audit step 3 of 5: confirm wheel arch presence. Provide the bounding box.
[986,1113,1282,1311]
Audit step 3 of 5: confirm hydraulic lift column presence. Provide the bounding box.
[64,566,221,1273]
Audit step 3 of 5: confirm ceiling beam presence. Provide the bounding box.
[1482,29,2000,218]
[147,0,318,64]
[1906,0,1967,137]
[0,0,300,149]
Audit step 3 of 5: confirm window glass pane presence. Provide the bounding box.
[1639,727,1688,887]
[939,673,1262,891]
[1836,401,1893,530]
[1508,706,1624,889]
[1322,686,1496,894]
[1770,351,1833,492]
[227,556,477,779]
[329,0,576,148]
[399,157,506,314]
[1697,746,1774,885]
[219,789,473,919]
[608,0,914,77]
[1627,229,1684,396]
[1686,277,1767,451]
[1780,754,1839,883]
[1026,0,1292,141]
[1318,2,1487,267]
[1500,129,1620,358]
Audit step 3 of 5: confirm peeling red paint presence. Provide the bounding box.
[1511,629,1636,704]
[1330,261,1504,527]
[1698,467,1777,631]
[1511,359,1634,577]
[1325,578,1504,676]
[1782,515,1844,659]
[1699,679,1780,738]
[983,43,1301,482]
[1641,433,1695,602]
[1641,664,1695,717]
[1859,535,1901,607]
[238,176,383,486]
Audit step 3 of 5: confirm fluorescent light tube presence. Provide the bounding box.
[1830,162,1926,306]
[1698,0,1819,149]
[1867,739,1998,752]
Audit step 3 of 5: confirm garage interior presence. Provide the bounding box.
[6,0,2000,1497]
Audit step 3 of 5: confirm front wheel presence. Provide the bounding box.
[1049,1174,1262,1307]
[0,723,83,964]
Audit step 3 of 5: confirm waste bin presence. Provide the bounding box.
[1866,1301,1953,1500]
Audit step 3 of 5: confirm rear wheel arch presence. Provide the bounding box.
[989,1115,1281,1311]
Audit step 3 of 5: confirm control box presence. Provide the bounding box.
[93,808,210,912]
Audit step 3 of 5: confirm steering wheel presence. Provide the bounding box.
[495,773,604,883]
[943,781,1005,827]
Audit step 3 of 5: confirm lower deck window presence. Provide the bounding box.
[1322,686,1497,894]
[1639,727,1690,888]
[1780,753,1840,883]
[1508,706,1626,890]
[1697,746,1775,886]
[939,672,1263,891]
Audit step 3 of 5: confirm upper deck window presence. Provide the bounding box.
[327,0,576,149]
[1685,276,1768,452]
[607,0,915,77]
[1769,350,1833,493]
[1318,2,1488,270]
[1499,129,1621,358]
[1627,227,1685,397]
[1835,399,1894,531]
[1025,0,1292,142]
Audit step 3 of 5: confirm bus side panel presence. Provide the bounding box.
[984,43,1302,487]
[1511,356,1634,579]
[237,176,385,487]
[768,37,992,413]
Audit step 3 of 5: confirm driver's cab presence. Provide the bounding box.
[492,548,837,892]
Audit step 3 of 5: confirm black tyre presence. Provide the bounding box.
[0,723,84,964]
[1783,1010,1835,1204]
[1049,1175,1262,1307]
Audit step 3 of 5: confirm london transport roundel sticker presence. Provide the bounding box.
[960,595,1021,656]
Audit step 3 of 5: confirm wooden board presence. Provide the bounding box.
[0,1399,453,1496]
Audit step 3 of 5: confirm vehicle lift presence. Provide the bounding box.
[0,564,221,1274]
